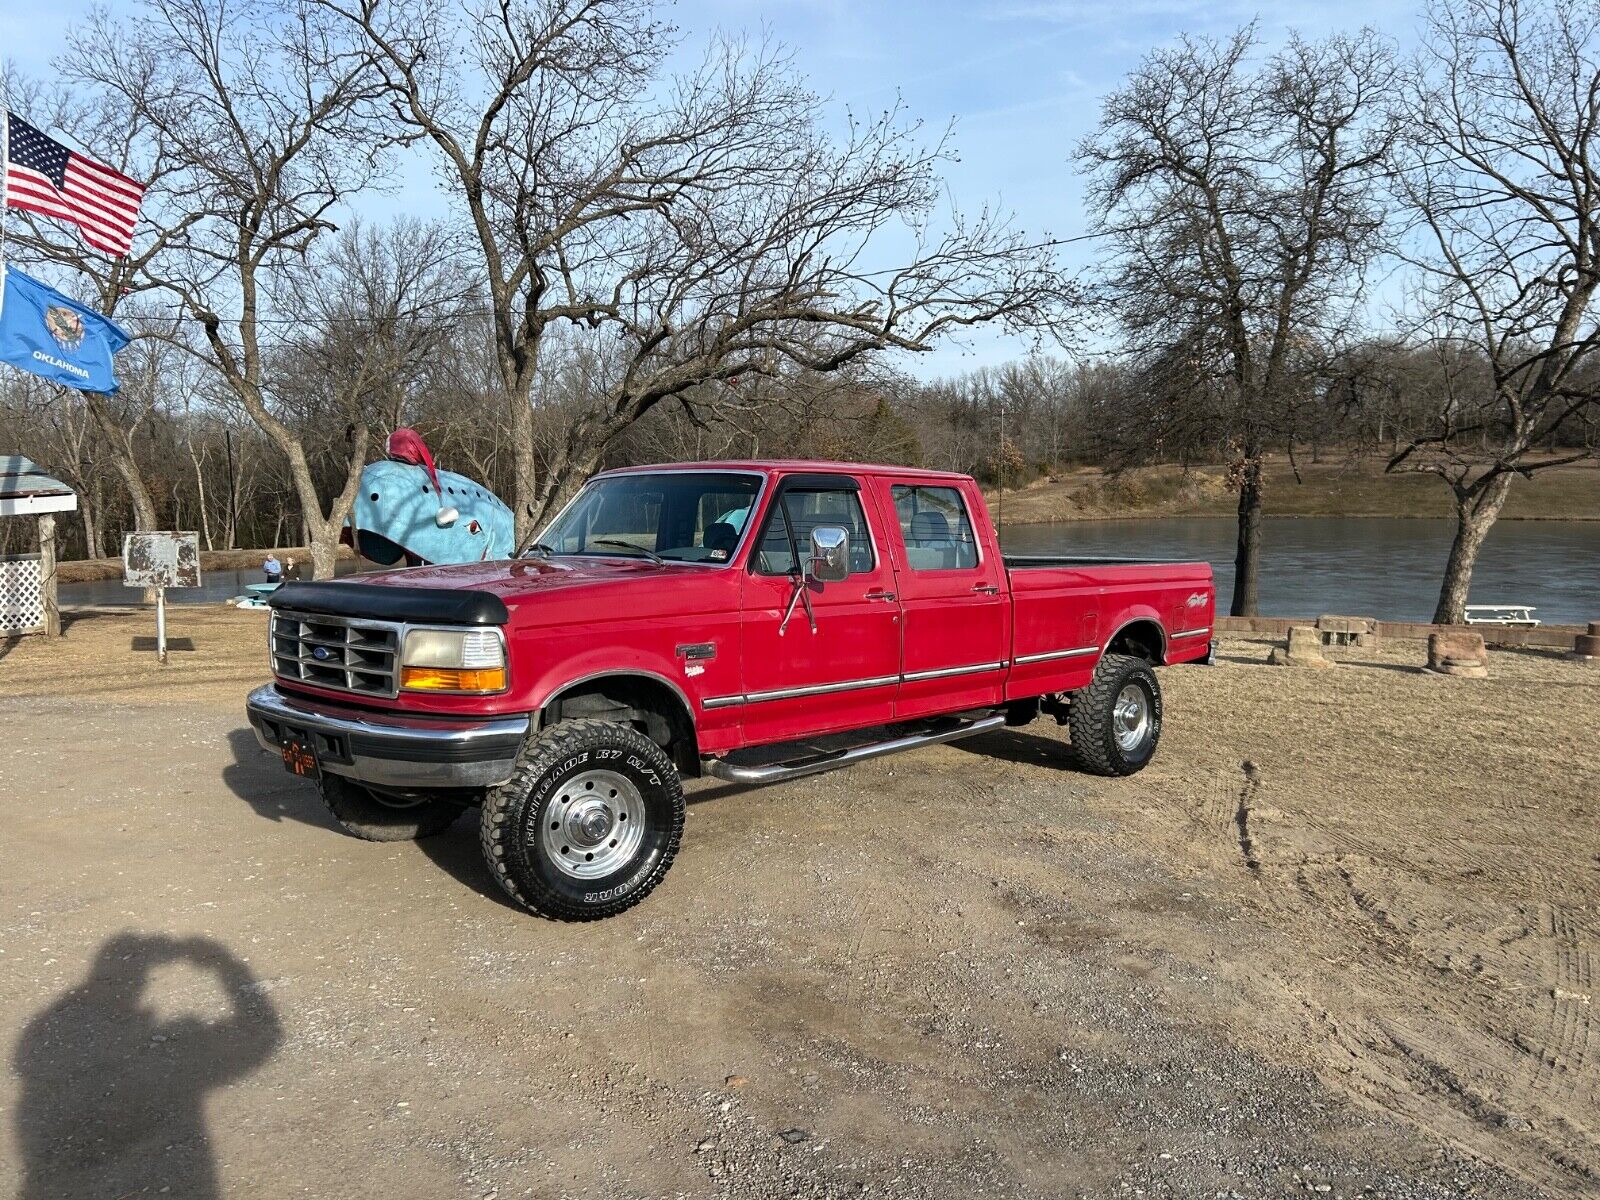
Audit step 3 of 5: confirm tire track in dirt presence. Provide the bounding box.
[1528,904,1595,1109]
[1213,759,1600,1196]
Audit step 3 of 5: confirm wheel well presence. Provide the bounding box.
[541,674,699,773]
[1105,619,1166,665]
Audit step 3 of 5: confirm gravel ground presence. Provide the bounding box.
[0,610,1594,1198]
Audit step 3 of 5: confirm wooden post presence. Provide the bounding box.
[38,513,60,638]
[155,584,168,665]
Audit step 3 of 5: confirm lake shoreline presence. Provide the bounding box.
[982,455,1598,525]
[991,509,1600,526]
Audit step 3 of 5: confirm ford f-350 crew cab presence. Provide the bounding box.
[248,461,1215,920]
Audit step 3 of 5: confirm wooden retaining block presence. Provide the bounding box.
[1428,630,1489,678]
[1268,625,1335,668]
[1574,622,1600,662]
[1214,615,1588,651]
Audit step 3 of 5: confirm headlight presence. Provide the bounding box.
[400,628,507,693]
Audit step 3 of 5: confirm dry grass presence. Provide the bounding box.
[989,454,1600,523]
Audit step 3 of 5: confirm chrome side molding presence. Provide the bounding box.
[1014,645,1098,665]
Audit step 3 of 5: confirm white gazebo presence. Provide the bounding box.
[1,456,77,638]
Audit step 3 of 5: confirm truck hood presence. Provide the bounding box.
[352,555,701,606]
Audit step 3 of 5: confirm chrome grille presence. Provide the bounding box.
[270,609,400,698]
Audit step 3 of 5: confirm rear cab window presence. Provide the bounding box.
[890,484,980,571]
[753,480,877,576]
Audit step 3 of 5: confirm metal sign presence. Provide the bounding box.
[122,532,201,665]
[122,531,201,589]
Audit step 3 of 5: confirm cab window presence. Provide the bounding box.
[540,471,760,563]
[755,486,876,575]
[891,484,980,571]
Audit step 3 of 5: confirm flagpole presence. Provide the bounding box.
[1,79,10,315]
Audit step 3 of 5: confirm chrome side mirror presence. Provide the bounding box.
[809,525,850,583]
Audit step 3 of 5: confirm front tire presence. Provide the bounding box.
[1069,653,1163,776]
[479,719,685,921]
[317,774,464,842]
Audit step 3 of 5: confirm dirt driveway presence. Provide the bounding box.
[0,610,1594,1198]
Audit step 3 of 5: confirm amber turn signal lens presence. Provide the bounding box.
[400,665,507,693]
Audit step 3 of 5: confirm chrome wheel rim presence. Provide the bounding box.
[1113,683,1150,753]
[539,769,646,880]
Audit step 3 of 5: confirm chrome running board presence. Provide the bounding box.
[701,712,1007,786]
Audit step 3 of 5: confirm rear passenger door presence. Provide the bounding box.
[885,480,1009,719]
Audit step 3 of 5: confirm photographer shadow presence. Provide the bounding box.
[13,933,282,1200]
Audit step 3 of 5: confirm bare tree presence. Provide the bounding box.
[269,219,468,496]
[1,64,214,537]
[61,0,400,578]
[1389,0,1600,623]
[321,0,1069,540]
[1079,26,1398,614]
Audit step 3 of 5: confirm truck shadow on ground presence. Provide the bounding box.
[12,933,281,1200]
[952,726,1079,769]
[221,727,339,831]
[220,726,522,909]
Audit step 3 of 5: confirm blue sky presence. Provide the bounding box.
[4,0,1420,377]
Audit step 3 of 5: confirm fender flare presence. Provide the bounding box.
[1101,611,1169,664]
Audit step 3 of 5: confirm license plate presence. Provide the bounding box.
[280,738,320,778]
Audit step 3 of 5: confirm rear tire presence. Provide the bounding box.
[479,719,684,921]
[318,774,463,841]
[1069,653,1163,776]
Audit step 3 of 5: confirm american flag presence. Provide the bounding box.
[4,112,145,257]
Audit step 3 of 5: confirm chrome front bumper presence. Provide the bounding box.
[246,684,529,790]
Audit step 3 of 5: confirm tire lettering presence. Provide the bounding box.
[585,862,652,904]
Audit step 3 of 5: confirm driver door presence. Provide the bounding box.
[736,478,902,746]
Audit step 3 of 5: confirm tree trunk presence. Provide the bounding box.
[1432,473,1514,625]
[510,385,539,547]
[190,447,214,551]
[83,391,158,531]
[1230,456,1264,617]
[79,494,100,563]
[307,518,342,582]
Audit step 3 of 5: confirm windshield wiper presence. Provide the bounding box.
[522,542,558,558]
[590,538,666,565]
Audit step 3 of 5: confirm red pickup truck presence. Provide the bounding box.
[248,461,1214,919]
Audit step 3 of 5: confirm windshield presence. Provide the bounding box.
[538,472,762,564]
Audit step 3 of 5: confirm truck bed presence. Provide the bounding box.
[1003,554,1171,569]
[1000,553,1215,698]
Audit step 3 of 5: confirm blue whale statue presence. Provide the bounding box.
[342,430,516,566]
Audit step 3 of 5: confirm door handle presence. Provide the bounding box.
[864,589,897,602]
[971,583,1000,595]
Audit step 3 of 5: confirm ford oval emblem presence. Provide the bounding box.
[312,645,332,661]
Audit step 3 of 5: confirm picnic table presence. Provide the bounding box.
[1463,604,1540,627]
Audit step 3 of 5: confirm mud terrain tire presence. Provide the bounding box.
[1069,653,1163,777]
[318,774,463,842]
[479,719,684,921]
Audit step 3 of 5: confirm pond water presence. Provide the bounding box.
[1001,517,1600,626]
[60,559,367,609]
[58,517,1600,627]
